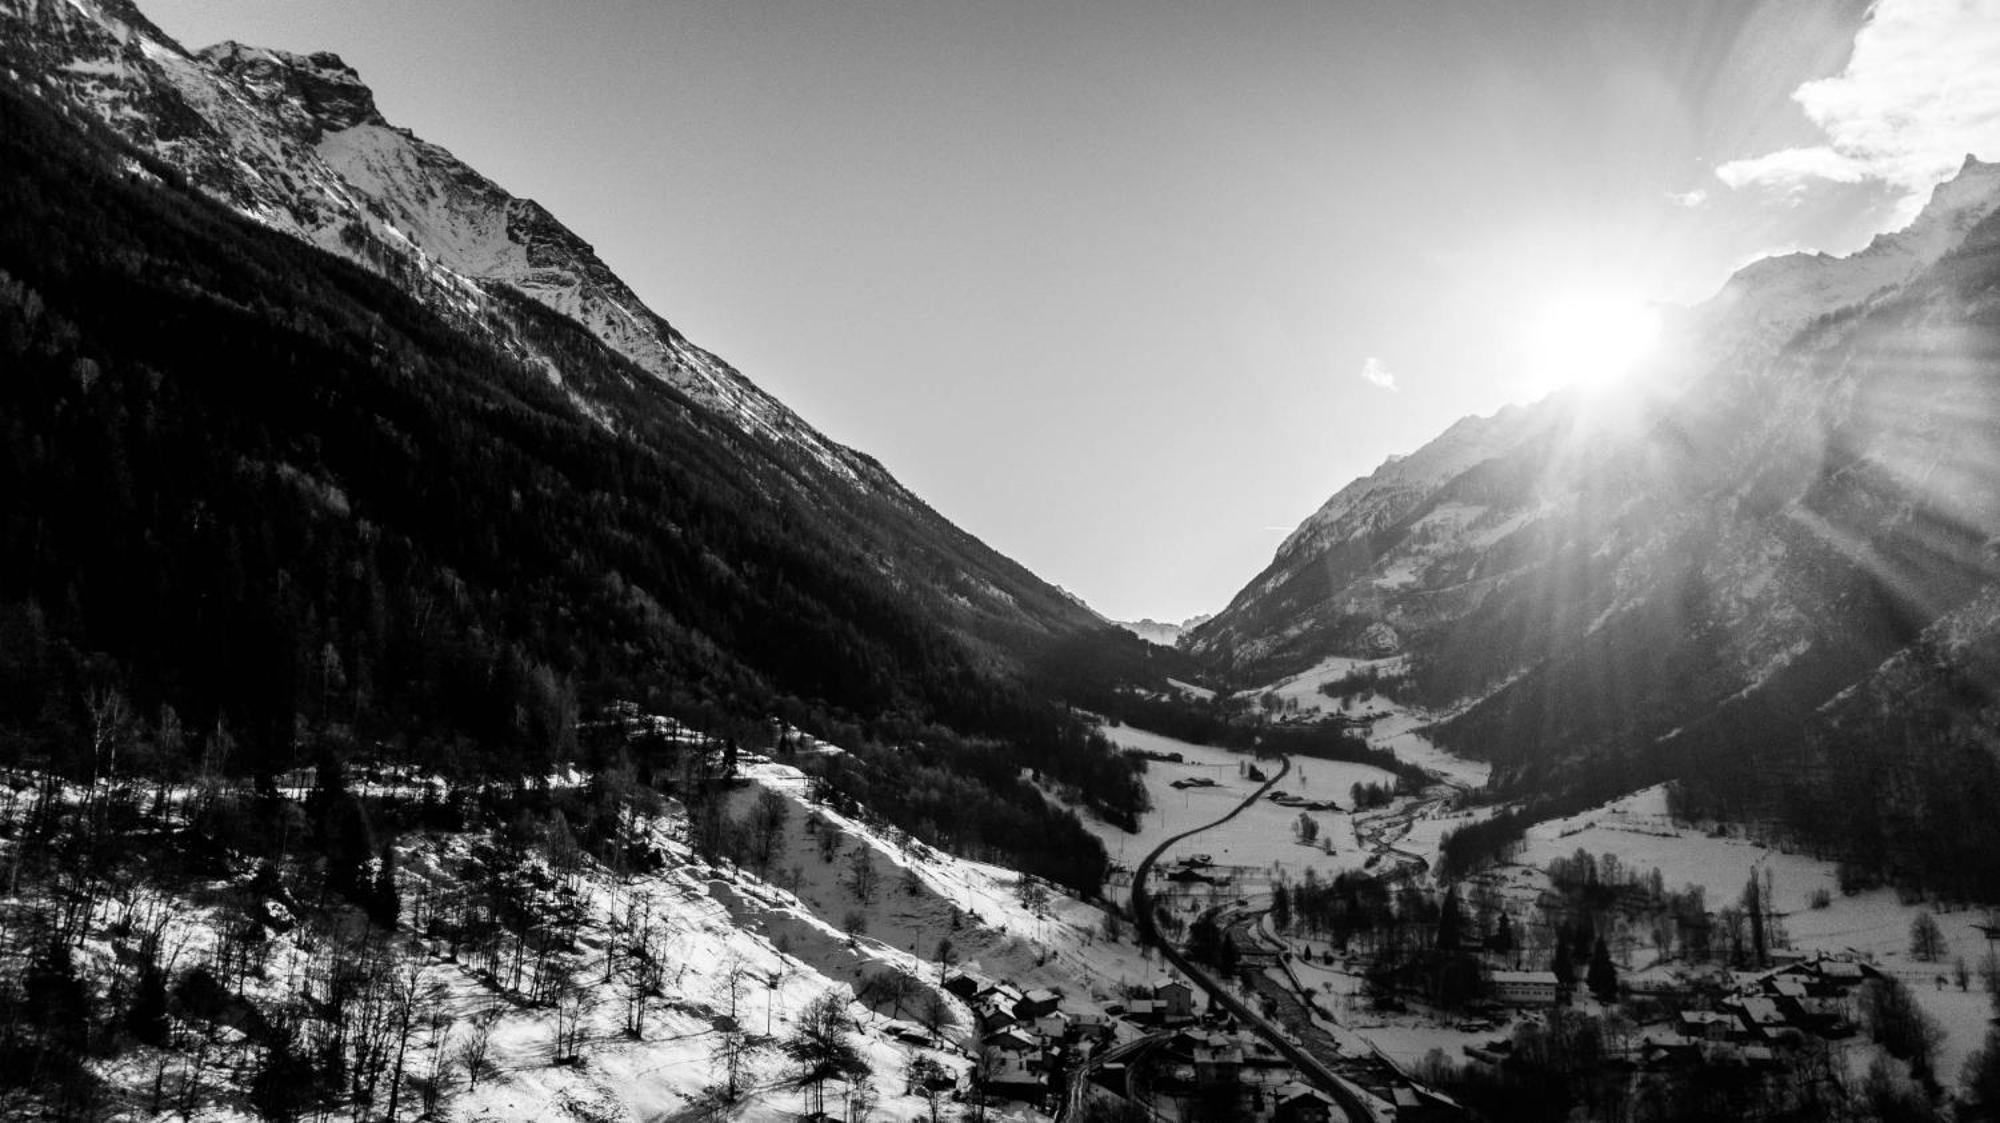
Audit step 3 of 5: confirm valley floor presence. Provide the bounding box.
[1064,656,2000,1116]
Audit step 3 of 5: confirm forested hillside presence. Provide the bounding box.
[0,64,1146,892]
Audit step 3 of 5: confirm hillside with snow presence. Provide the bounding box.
[1187,156,2000,876]
[0,712,1181,1122]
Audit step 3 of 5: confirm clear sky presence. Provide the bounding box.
[144,0,2000,624]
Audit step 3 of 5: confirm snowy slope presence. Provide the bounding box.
[17,730,1169,1122]
[1191,156,2000,799]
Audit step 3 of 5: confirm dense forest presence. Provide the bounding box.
[1667,601,2000,903]
[0,67,1147,891]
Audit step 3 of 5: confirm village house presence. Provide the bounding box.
[1155,977,1196,1019]
[1488,970,1559,1007]
[980,982,1025,1009]
[1121,998,1162,1024]
[1727,995,1798,1043]
[1678,1009,1743,1042]
[1065,1011,1111,1043]
[1014,987,1062,1020]
[1271,1081,1339,1123]
[981,1051,1046,1102]
[988,1026,1041,1057]
[973,1001,1017,1034]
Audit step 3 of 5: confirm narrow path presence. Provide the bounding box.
[1127,755,1379,1123]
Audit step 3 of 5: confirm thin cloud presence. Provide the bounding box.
[1360,355,1398,391]
[1715,147,1866,192]
[1716,0,2000,215]
[1667,188,1710,208]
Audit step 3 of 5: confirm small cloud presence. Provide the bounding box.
[1360,355,1398,391]
[1715,146,1866,192]
[1715,0,2000,211]
[1666,188,1709,208]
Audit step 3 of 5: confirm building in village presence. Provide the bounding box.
[1488,970,1559,1007]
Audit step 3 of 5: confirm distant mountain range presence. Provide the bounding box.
[1114,614,1213,647]
[1190,156,2000,892]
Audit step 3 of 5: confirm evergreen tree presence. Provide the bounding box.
[1962,1024,2000,1111]
[26,937,90,1050]
[1910,911,1946,962]
[1270,884,1292,933]
[1217,936,1239,976]
[1743,871,1768,968]
[1587,937,1617,1001]
[1489,914,1516,963]
[1552,930,1574,989]
[370,839,401,928]
[126,958,169,1046]
[323,794,375,904]
[248,1027,315,1122]
[1437,884,1465,951]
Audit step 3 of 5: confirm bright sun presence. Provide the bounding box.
[1522,292,1662,396]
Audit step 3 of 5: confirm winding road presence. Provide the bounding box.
[1125,755,1380,1123]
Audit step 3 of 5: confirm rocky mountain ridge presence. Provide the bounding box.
[1113,614,1213,647]
[7,0,860,473]
[1193,158,2000,807]
[0,0,1109,656]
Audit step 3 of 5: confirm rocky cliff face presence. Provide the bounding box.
[1194,159,2000,791]
[2,0,859,472]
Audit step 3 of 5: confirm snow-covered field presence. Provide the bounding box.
[1087,676,2000,1090]
[1365,708,1490,790]
[1252,656,1492,790]
[1089,725,1403,898]
[1502,784,2000,1081]
[1256,655,1395,716]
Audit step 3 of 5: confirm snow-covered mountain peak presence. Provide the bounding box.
[1115,614,1213,646]
[197,41,385,136]
[1699,156,2000,357]
[3,0,890,488]
[1273,403,1545,563]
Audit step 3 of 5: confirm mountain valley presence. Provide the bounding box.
[3,1,2000,1121]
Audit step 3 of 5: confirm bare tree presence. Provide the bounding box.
[846,845,880,905]
[748,789,790,871]
[907,1053,950,1122]
[786,991,871,1117]
[918,988,956,1047]
[383,958,447,1122]
[711,1024,761,1100]
[455,1005,499,1091]
[412,1001,459,1120]
[934,935,958,985]
[719,955,752,1025]
[547,957,595,1064]
[624,931,666,1039]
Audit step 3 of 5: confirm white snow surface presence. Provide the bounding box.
[6,740,1179,1123]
